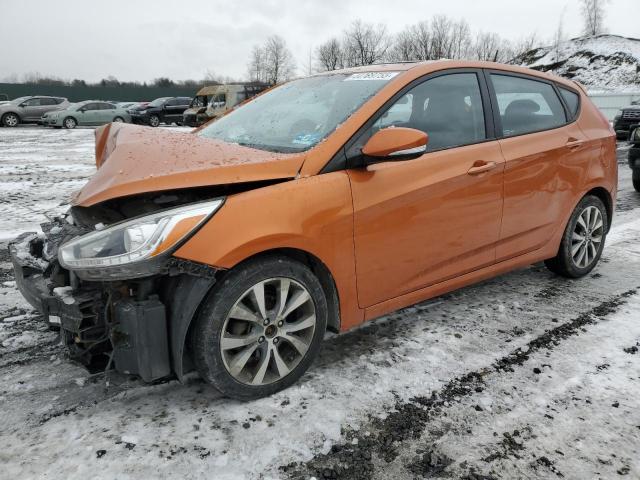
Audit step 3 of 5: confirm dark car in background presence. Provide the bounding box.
[128,97,191,127]
[628,125,640,192]
[613,104,640,140]
[0,96,69,127]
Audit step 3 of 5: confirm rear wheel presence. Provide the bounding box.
[149,114,160,127]
[2,113,19,127]
[545,195,608,278]
[63,117,77,129]
[113,116,124,123]
[633,170,640,192]
[192,255,327,400]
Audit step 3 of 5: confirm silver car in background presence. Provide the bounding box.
[0,96,69,127]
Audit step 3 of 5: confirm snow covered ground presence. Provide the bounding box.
[0,126,639,479]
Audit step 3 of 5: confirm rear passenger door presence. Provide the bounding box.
[487,71,589,261]
[98,102,117,123]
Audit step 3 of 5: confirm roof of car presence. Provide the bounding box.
[318,60,579,90]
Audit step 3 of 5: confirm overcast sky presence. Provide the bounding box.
[2,0,638,83]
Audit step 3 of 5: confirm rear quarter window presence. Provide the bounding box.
[559,87,580,119]
[491,74,567,137]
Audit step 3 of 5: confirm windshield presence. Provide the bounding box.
[197,72,398,153]
[148,97,170,107]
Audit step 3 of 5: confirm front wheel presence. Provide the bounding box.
[191,256,328,400]
[2,113,19,127]
[148,115,160,127]
[63,117,77,129]
[545,195,608,278]
[633,170,640,192]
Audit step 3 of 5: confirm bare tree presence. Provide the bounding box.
[263,35,296,84]
[388,30,417,62]
[316,38,344,71]
[247,45,268,83]
[472,32,503,62]
[580,0,610,36]
[342,20,391,67]
[552,12,566,63]
[409,21,432,60]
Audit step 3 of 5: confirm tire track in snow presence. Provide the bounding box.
[284,289,638,480]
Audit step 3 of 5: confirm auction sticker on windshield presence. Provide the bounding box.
[344,72,399,81]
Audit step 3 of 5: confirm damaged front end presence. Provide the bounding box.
[9,199,222,382]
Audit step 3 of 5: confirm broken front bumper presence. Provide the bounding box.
[9,227,218,382]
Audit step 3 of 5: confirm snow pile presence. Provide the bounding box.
[512,35,640,91]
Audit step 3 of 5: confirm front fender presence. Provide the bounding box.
[173,172,364,330]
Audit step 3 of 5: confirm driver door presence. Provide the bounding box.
[348,71,505,308]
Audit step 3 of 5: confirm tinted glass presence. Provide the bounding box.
[82,103,98,111]
[373,73,486,151]
[491,74,566,137]
[560,87,580,119]
[100,103,115,110]
[40,98,57,106]
[23,98,41,106]
[198,72,396,153]
[148,97,171,107]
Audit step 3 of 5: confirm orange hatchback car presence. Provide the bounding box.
[11,61,616,399]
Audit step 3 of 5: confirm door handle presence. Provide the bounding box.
[467,161,497,175]
[566,138,585,150]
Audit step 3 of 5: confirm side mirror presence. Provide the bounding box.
[362,127,428,161]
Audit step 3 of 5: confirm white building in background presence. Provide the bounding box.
[589,92,640,120]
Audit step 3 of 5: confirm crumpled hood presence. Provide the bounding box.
[73,123,305,206]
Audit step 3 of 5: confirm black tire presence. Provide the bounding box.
[63,117,77,129]
[113,116,124,123]
[2,112,20,127]
[148,114,160,127]
[191,255,328,400]
[545,195,608,278]
[633,170,640,192]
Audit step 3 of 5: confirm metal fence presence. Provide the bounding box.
[589,92,640,120]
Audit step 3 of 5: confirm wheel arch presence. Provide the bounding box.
[172,247,341,382]
[584,186,613,233]
[227,247,341,334]
[2,111,21,123]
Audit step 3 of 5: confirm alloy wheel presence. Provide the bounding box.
[149,115,160,127]
[571,205,604,268]
[4,114,18,127]
[64,118,76,129]
[220,277,317,386]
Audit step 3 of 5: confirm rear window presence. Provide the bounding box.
[491,74,566,137]
[559,87,580,119]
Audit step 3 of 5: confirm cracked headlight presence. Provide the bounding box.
[59,199,223,278]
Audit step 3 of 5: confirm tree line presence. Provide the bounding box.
[4,0,611,88]
[247,0,612,84]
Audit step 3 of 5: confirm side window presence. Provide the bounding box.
[165,98,178,106]
[491,74,566,137]
[22,98,41,106]
[210,93,227,107]
[83,103,98,111]
[40,98,57,106]
[100,103,115,110]
[373,73,486,152]
[559,87,580,120]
